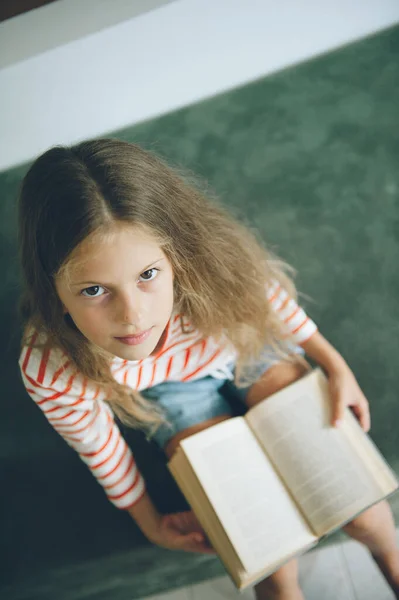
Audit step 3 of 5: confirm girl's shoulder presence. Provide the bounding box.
[19,327,80,393]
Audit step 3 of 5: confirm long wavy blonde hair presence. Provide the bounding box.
[18,138,297,430]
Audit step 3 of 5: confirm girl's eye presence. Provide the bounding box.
[81,285,106,297]
[139,268,159,282]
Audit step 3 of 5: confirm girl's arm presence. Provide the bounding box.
[301,330,371,432]
[19,344,145,509]
[20,343,213,554]
[267,282,370,432]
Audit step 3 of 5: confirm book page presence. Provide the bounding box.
[246,369,398,536]
[179,417,317,575]
[169,450,246,584]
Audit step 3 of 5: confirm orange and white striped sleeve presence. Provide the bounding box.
[19,340,146,510]
[267,281,318,344]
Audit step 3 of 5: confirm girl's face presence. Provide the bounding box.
[56,223,174,361]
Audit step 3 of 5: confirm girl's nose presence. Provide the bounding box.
[117,292,144,327]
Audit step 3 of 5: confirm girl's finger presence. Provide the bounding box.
[177,533,216,554]
[328,379,344,427]
[331,397,346,427]
[188,541,216,554]
[351,403,371,432]
[176,511,196,530]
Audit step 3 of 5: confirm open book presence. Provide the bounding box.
[168,369,398,590]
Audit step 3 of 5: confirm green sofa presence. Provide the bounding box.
[1,25,398,600]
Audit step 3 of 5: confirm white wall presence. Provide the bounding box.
[0,0,175,69]
[1,0,399,172]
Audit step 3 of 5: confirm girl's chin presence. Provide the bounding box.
[90,327,166,361]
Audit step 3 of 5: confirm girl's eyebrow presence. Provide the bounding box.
[70,258,165,287]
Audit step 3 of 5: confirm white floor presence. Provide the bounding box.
[140,531,399,600]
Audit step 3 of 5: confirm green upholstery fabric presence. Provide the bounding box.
[1,25,398,600]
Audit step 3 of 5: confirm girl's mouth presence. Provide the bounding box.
[115,328,153,346]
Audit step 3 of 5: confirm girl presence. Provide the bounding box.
[18,139,399,600]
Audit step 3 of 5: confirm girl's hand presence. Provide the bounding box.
[149,510,216,554]
[301,332,370,432]
[328,365,371,432]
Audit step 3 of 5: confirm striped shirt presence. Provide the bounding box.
[19,282,317,510]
